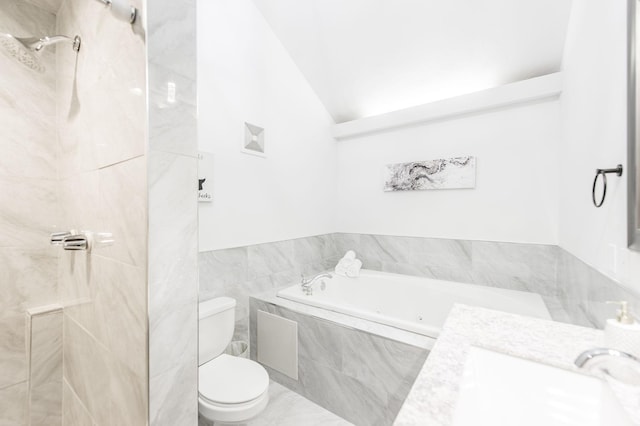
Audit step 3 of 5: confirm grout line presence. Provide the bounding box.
[62,377,98,425]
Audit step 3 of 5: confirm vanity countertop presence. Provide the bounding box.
[393,304,603,425]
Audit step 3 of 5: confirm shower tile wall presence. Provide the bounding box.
[147,0,199,424]
[56,0,148,424]
[0,1,59,424]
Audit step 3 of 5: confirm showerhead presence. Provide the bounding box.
[0,34,45,72]
[0,33,81,73]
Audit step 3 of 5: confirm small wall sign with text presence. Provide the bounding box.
[198,152,214,203]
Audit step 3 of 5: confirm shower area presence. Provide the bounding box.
[0,0,198,424]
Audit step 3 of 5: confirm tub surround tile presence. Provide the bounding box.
[557,249,640,328]
[201,231,640,367]
[199,247,249,296]
[248,240,296,280]
[253,289,434,349]
[294,235,338,265]
[250,299,429,426]
[200,235,341,344]
[394,304,602,425]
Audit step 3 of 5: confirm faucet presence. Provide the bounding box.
[300,273,332,296]
[575,347,640,385]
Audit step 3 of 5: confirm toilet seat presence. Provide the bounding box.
[198,354,270,423]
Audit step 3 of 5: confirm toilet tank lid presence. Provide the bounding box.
[199,297,236,319]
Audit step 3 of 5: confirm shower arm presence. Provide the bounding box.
[94,0,138,24]
[33,35,81,52]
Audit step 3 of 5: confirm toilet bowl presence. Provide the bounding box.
[198,297,270,424]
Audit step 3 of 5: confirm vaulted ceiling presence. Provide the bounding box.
[251,0,573,123]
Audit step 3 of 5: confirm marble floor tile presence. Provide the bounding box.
[198,381,352,426]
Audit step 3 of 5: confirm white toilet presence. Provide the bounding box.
[199,297,270,424]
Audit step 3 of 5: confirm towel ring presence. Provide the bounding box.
[592,164,623,208]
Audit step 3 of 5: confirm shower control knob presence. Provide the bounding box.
[50,231,72,245]
[62,234,89,251]
[60,231,114,251]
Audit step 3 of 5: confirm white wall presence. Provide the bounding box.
[335,99,561,244]
[197,0,337,251]
[559,0,640,291]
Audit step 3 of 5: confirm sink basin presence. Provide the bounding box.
[452,347,633,426]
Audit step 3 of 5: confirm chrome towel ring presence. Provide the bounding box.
[592,164,623,208]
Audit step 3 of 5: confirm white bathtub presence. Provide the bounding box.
[277,269,551,339]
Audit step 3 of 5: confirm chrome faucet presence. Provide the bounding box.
[300,273,332,296]
[575,347,640,385]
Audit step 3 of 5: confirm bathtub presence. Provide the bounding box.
[277,269,551,339]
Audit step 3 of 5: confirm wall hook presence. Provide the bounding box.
[592,164,623,208]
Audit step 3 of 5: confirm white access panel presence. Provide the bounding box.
[257,310,298,380]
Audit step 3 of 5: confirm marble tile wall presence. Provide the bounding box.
[249,298,429,425]
[199,235,340,343]
[147,0,199,424]
[0,1,59,423]
[557,248,640,328]
[200,233,569,331]
[28,307,63,425]
[56,0,148,424]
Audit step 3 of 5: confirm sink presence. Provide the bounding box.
[452,347,633,426]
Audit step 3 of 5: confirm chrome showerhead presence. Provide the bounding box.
[0,34,45,72]
[0,33,81,73]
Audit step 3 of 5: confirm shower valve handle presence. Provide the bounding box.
[62,234,89,251]
[50,231,72,245]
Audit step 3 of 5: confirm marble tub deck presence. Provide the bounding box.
[198,380,352,426]
[394,304,604,425]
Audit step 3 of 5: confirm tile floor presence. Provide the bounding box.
[199,381,353,426]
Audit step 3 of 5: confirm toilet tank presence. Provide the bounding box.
[199,297,236,366]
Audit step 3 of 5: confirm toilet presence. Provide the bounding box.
[198,297,270,424]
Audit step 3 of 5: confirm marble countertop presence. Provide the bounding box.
[394,304,604,425]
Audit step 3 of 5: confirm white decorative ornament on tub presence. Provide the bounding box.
[277,269,551,344]
[383,156,476,191]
